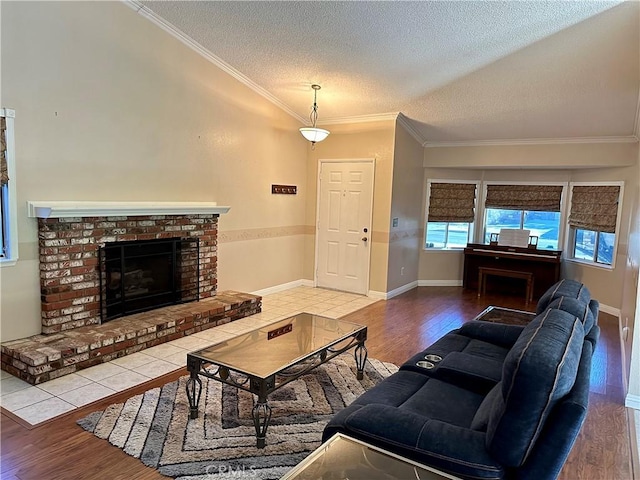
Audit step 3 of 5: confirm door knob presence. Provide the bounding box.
[362,237,368,242]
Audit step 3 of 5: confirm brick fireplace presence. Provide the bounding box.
[0,202,261,385]
[38,213,219,333]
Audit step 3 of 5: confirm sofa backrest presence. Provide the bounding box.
[536,279,592,315]
[515,338,594,480]
[474,308,585,467]
[545,296,597,336]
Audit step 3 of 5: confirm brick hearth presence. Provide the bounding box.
[1,291,261,385]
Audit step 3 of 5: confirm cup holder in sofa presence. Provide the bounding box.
[416,360,435,369]
[424,354,442,363]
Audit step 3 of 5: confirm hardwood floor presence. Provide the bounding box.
[0,287,633,479]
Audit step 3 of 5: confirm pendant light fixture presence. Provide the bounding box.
[299,84,329,148]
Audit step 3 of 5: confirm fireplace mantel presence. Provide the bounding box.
[27,201,230,218]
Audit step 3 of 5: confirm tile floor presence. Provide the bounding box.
[0,286,377,426]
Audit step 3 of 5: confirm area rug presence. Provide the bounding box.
[78,355,397,479]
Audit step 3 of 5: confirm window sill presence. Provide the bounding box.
[423,247,465,252]
[0,258,17,267]
[565,257,614,271]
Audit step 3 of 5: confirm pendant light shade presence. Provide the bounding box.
[300,84,329,147]
[299,127,330,143]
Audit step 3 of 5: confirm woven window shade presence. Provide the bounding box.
[485,184,562,211]
[0,117,7,187]
[569,185,620,233]
[428,183,476,223]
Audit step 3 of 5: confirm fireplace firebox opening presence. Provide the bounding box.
[99,237,199,322]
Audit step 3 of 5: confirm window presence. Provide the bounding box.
[425,181,477,249]
[483,184,564,250]
[568,184,622,267]
[485,209,562,250]
[0,108,17,265]
[426,222,471,249]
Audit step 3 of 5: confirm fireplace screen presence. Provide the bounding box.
[99,237,199,322]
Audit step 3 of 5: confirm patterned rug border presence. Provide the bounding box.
[78,355,397,480]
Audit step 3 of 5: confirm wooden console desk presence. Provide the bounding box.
[463,243,561,301]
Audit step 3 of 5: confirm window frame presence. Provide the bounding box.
[480,181,568,251]
[566,181,624,270]
[424,179,479,250]
[0,108,18,267]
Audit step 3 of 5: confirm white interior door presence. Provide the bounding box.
[316,160,374,295]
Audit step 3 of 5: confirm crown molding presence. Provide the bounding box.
[396,113,427,145]
[423,135,639,148]
[319,112,400,126]
[122,0,306,125]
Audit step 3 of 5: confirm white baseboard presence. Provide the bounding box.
[367,290,388,300]
[626,393,640,410]
[368,281,420,300]
[388,281,418,298]
[418,280,464,287]
[251,279,314,297]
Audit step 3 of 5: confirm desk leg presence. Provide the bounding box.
[354,342,368,380]
[186,357,203,420]
[478,271,484,298]
[253,396,272,449]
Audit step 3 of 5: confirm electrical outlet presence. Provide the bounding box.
[401,267,405,276]
[392,217,399,228]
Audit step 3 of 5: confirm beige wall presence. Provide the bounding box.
[419,143,639,310]
[0,2,308,341]
[387,121,424,292]
[626,145,640,401]
[305,121,396,294]
[424,142,637,169]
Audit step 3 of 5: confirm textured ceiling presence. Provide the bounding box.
[137,0,639,145]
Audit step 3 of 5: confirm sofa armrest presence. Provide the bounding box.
[458,320,525,348]
[340,404,505,479]
[432,352,503,394]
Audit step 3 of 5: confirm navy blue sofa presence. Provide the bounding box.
[323,280,599,480]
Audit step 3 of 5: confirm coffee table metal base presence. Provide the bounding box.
[185,327,367,449]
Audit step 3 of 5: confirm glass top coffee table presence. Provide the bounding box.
[185,313,368,448]
[281,433,461,479]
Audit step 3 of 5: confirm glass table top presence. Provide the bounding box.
[281,433,461,480]
[189,313,366,378]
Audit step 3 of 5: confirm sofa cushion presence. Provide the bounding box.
[350,370,430,407]
[546,296,596,335]
[337,403,505,479]
[536,279,592,314]
[484,308,584,467]
[471,382,502,432]
[401,378,485,427]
